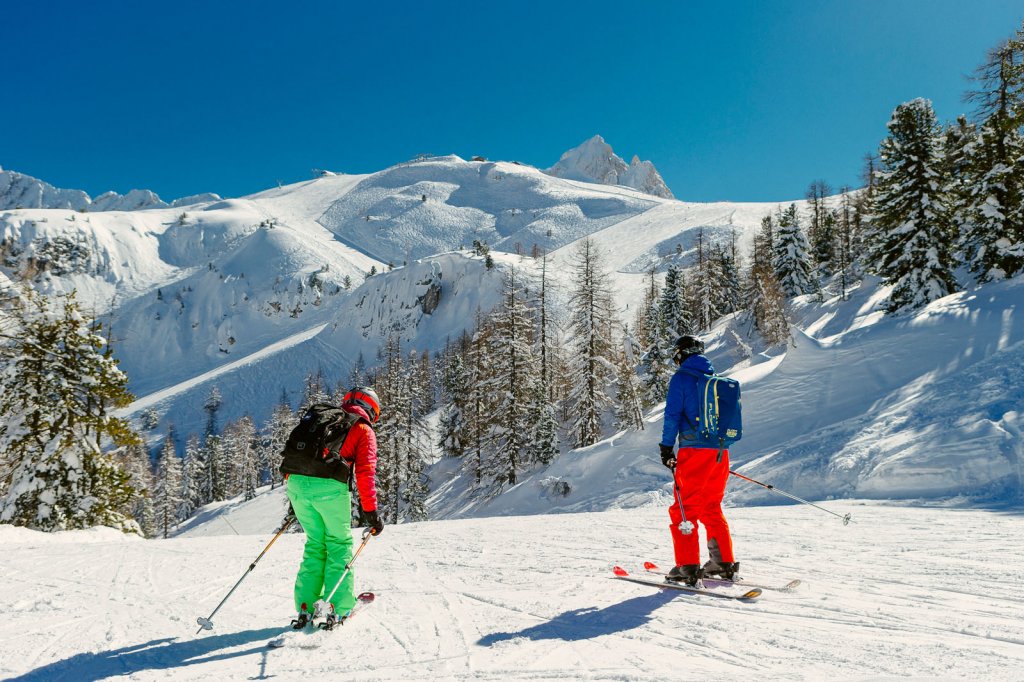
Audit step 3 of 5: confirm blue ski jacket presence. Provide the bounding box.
[660,354,717,450]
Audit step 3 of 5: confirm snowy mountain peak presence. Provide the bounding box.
[545,135,674,199]
[0,167,218,212]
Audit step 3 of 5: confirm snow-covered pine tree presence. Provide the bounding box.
[633,266,660,351]
[398,360,432,522]
[773,204,815,297]
[371,336,404,523]
[0,287,140,532]
[203,387,222,439]
[567,239,616,448]
[640,264,683,406]
[300,370,331,410]
[258,400,296,488]
[961,38,1024,281]
[690,227,724,332]
[154,436,183,538]
[745,215,790,345]
[942,115,979,251]
[719,232,743,315]
[486,267,537,488]
[806,180,835,280]
[116,443,156,537]
[182,433,206,514]
[525,255,561,468]
[438,339,470,460]
[464,311,497,487]
[203,434,229,502]
[658,263,692,340]
[870,98,958,312]
[224,415,258,501]
[613,325,645,431]
[835,188,857,300]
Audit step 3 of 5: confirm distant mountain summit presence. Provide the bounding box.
[0,166,219,211]
[545,135,674,199]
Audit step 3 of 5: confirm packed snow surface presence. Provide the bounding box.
[2,499,1023,680]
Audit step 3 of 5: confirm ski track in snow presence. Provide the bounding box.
[2,503,1023,681]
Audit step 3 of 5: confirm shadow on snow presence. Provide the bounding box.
[477,591,678,646]
[8,628,282,682]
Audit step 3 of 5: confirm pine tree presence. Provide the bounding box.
[258,401,295,488]
[182,433,206,514]
[835,188,857,300]
[773,204,815,297]
[486,267,537,488]
[746,216,790,344]
[438,348,469,459]
[961,36,1024,281]
[525,255,561,468]
[225,415,258,500]
[870,98,958,312]
[0,288,140,532]
[154,436,183,538]
[718,232,743,315]
[464,313,496,487]
[116,443,156,537]
[567,239,616,448]
[806,180,835,279]
[943,116,979,249]
[614,326,645,431]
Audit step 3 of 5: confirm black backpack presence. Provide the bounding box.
[279,403,360,484]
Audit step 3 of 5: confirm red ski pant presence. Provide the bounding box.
[668,447,734,566]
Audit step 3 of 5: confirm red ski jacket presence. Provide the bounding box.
[336,405,379,512]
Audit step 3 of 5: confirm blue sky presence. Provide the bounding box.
[3,1,1022,203]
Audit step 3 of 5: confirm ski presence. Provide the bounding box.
[268,592,375,648]
[612,566,762,600]
[642,561,801,592]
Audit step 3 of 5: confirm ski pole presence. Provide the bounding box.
[671,475,694,535]
[196,515,294,633]
[318,528,374,613]
[729,470,852,525]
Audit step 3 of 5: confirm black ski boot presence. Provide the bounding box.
[702,560,740,581]
[666,564,702,587]
[290,606,313,630]
[318,606,349,631]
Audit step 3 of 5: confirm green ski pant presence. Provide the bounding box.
[286,474,356,614]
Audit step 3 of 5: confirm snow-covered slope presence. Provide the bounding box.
[546,135,674,199]
[4,499,1023,680]
[114,252,506,438]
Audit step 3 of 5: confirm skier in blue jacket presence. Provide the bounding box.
[659,335,738,587]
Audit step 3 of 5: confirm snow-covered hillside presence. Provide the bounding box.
[3,153,1022,509]
[3,499,1023,680]
[0,153,773,441]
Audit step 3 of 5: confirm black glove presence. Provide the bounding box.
[659,444,676,469]
[362,509,384,536]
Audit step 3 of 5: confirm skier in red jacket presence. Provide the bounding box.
[283,387,384,629]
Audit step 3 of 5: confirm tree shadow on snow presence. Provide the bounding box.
[477,591,678,646]
[8,627,282,682]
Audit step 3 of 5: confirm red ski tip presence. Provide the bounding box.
[643,561,660,571]
[613,566,629,577]
[357,592,375,603]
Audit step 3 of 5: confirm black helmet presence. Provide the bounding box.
[673,335,705,363]
[343,386,381,423]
